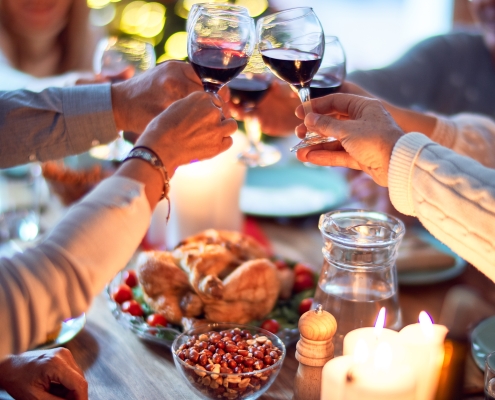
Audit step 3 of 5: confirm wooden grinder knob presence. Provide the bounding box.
[293,304,337,400]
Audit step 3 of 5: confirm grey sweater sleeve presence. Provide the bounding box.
[0,84,118,168]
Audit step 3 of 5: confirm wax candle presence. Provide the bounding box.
[342,308,406,364]
[320,341,416,400]
[164,132,247,247]
[398,311,449,400]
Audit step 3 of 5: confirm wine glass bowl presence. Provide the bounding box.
[186,3,250,34]
[310,36,346,98]
[187,11,256,94]
[91,37,156,161]
[257,7,335,152]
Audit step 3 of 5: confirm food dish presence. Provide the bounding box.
[35,314,86,350]
[471,316,495,370]
[397,229,467,285]
[240,162,349,217]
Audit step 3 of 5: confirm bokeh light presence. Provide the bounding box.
[87,0,111,9]
[164,31,188,59]
[234,0,268,17]
[89,4,116,26]
[120,1,166,38]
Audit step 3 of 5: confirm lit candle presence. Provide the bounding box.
[164,132,247,248]
[320,340,416,400]
[398,311,448,400]
[342,308,406,364]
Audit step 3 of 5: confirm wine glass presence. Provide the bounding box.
[187,10,256,95]
[257,7,334,152]
[310,36,346,99]
[186,3,249,34]
[228,49,281,167]
[90,37,156,161]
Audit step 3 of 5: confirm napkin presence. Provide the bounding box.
[396,231,456,273]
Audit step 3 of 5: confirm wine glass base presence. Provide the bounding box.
[89,139,134,162]
[238,143,281,168]
[290,136,337,152]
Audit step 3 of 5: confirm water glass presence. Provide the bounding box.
[485,351,495,399]
[314,209,405,355]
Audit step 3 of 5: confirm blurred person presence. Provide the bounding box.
[295,94,495,281]
[0,57,234,382]
[0,0,99,90]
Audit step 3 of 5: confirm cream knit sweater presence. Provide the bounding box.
[389,123,495,282]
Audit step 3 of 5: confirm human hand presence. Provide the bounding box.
[111,60,229,134]
[294,94,404,186]
[76,67,136,85]
[339,81,375,98]
[0,348,88,400]
[228,79,300,136]
[136,91,237,175]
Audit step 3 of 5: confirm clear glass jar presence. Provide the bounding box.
[314,209,405,355]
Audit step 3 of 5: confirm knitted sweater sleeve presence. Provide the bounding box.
[389,133,495,281]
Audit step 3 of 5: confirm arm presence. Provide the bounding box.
[389,133,495,281]
[0,92,237,358]
[0,60,206,168]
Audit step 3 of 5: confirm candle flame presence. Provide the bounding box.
[373,342,393,371]
[374,307,386,339]
[419,311,434,339]
[353,338,369,364]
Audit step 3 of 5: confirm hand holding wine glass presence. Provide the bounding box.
[257,7,335,152]
[187,10,255,95]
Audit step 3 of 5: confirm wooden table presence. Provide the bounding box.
[3,219,495,399]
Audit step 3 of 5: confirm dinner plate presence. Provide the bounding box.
[397,229,467,285]
[240,162,349,217]
[471,316,495,370]
[36,314,86,350]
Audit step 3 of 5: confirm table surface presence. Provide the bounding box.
[3,218,495,400]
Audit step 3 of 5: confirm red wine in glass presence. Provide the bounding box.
[310,74,342,98]
[190,48,249,93]
[261,48,322,89]
[228,76,271,109]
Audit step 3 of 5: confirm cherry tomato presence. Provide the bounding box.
[273,259,289,270]
[147,314,168,327]
[261,319,280,334]
[293,272,315,293]
[294,263,314,277]
[298,298,314,315]
[123,270,138,288]
[121,300,144,317]
[112,284,133,304]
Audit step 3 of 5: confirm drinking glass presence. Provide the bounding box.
[310,36,346,99]
[228,53,281,167]
[186,3,249,33]
[314,209,405,355]
[90,37,156,161]
[257,7,333,152]
[187,11,256,95]
[485,351,495,399]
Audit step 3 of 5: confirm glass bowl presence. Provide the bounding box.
[172,323,286,399]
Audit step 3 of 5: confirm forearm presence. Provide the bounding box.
[0,85,118,168]
[389,133,495,281]
[0,175,151,357]
[382,102,437,136]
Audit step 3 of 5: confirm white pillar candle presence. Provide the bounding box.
[165,132,247,248]
[343,308,406,364]
[398,311,448,400]
[321,355,353,400]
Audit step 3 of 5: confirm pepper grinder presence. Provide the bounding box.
[293,304,337,400]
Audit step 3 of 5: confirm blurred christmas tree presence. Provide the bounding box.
[86,0,269,63]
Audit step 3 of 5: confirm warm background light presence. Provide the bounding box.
[235,0,268,17]
[164,31,188,59]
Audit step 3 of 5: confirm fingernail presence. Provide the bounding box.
[306,113,320,126]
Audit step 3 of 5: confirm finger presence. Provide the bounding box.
[49,364,88,400]
[220,136,234,151]
[218,85,230,103]
[300,149,362,170]
[56,348,84,377]
[295,123,307,138]
[219,118,238,135]
[296,141,344,160]
[303,113,356,140]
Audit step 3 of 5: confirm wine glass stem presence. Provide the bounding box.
[244,112,262,151]
[297,87,319,139]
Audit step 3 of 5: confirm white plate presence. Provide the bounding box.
[240,163,349,217]
[36,314,86,350]
[471,316,495,370]
[398,229,467,285]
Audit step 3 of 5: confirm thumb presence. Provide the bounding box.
[304,113,340,139]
